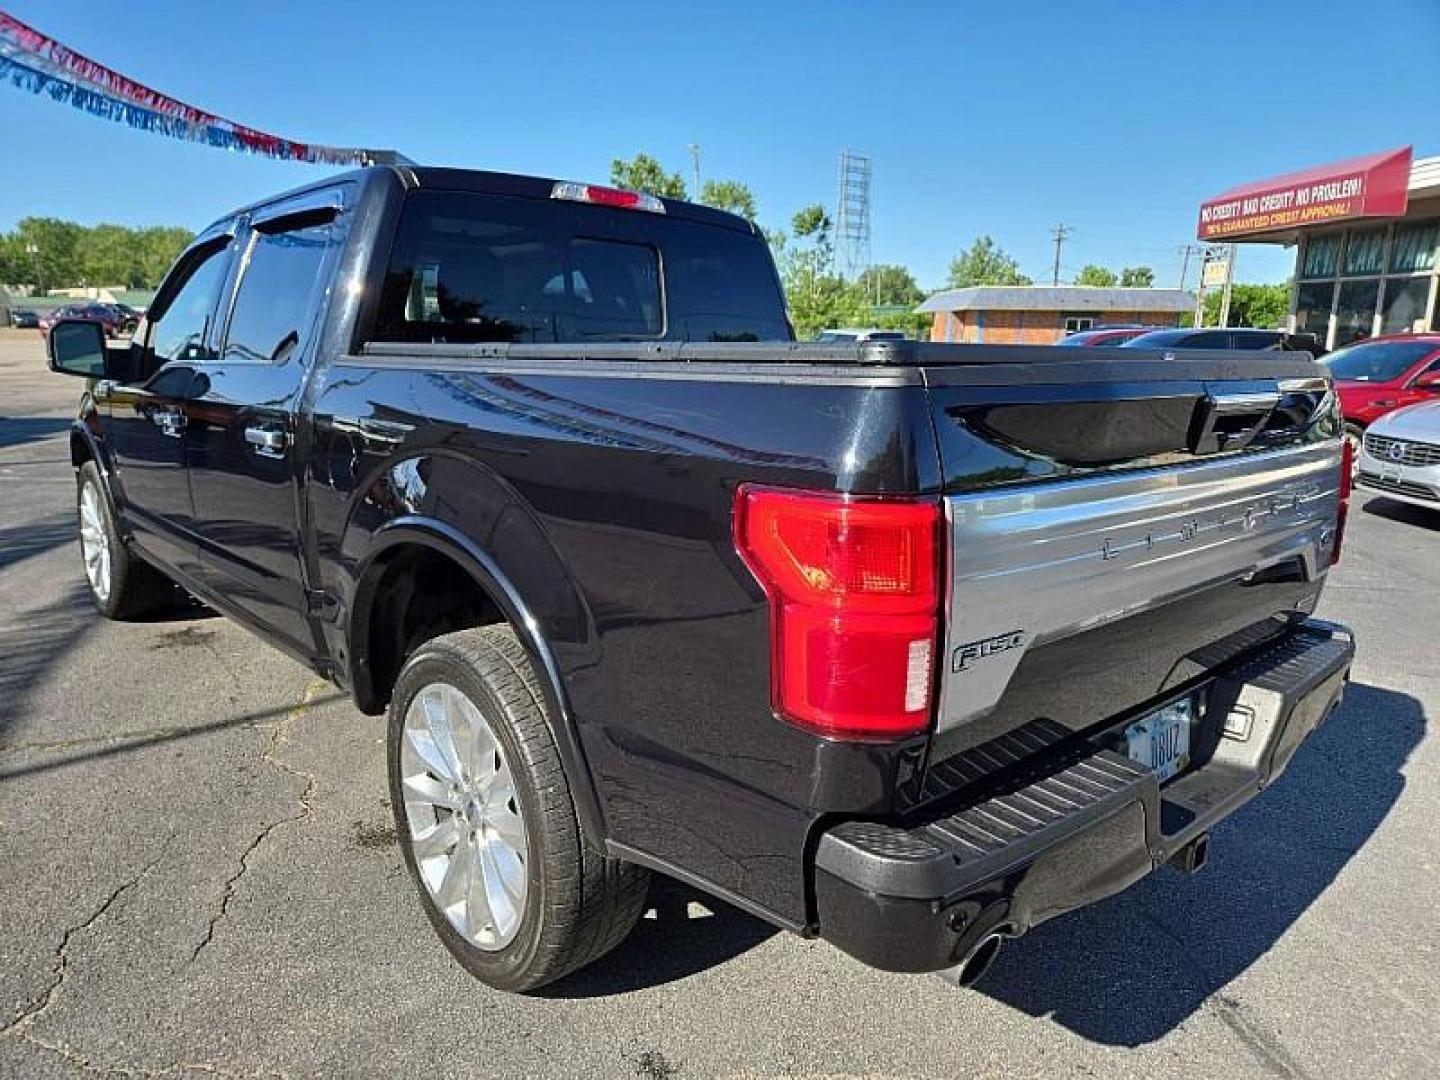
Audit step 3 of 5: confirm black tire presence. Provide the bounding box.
[388,625,649,992]
[75,461,175,620]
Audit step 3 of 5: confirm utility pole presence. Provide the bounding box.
[1050,224,1071,286]
[1177,244,1203,291]
[25,242,41,295]
[687,144,701,201]
[1218,243,1237,328]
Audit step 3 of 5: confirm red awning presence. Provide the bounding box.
[1198,146,1412,240]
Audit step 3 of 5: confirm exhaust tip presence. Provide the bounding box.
[948,932,1005,989]
[1173,832,1211,875]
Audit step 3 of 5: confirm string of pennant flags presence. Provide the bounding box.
[0,9,403,165]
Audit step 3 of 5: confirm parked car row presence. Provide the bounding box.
[1058,325,1440,496]
[35,301,142,338]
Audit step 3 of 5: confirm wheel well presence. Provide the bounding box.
[358,544,505,712]
[70,430,94,467]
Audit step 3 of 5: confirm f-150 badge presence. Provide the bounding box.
[952,630,1025,672]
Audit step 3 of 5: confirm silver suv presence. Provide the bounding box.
[1358,399,1440,513]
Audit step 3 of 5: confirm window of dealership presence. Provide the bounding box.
[1198,147,1439,350]
[1294,218,1438,346]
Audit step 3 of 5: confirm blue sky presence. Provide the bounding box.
[2,0,1438,290]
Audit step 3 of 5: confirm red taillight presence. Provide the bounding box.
[733,486,941,739]
[550,181,666,214]
[1331,438,1353,566]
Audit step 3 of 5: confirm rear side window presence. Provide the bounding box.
[371,191,788,344]
[223,213,337,364]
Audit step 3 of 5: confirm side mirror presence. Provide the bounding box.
[47,319,110,379]
[1413,371,1440,391]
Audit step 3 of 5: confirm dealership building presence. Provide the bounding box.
[1198,145,1439,349]
[917,286,1193,345]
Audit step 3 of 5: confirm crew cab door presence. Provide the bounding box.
[183,197,344,656]
[98,232,237,575]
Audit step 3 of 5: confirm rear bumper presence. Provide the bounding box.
[812,619,1354,973]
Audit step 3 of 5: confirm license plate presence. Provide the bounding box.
[1382,463,1403,483]
[1126,698,1193,783]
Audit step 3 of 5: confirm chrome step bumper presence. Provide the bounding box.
[812,619,1354,973]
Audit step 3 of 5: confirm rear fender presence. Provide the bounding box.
[342,453,606,841]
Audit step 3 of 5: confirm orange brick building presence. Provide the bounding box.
[918,286,1194,345]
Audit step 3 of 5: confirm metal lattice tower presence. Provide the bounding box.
[835,150,872,282]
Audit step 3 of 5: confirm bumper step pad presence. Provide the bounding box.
[812,620,1353,972]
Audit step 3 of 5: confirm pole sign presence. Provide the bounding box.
[1198,147,1411,240]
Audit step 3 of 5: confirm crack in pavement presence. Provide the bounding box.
[1,847,168,1040]
[188,680,328,965]
[19,1033,287,1079]
[0,692,348,780]
[1130,902,1310,1080]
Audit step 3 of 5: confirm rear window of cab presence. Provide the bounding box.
[370,191,790,345]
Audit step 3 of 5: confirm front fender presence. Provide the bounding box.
[68,410,122,520]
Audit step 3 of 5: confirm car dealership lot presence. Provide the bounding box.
[1,327,1437,1079]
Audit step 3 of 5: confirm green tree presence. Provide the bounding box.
[1075,264,1118,287]
[78,224,143,288]
[0,234,21,284]
[1120,265,1155,288]
[947,236,1031,288]
[0,220,191,291]
[699,179,757,221]
[857,263,924,308]
[778,204,870,338]
[13,217,83,293]
[134,227,192,286]
[1203,282,1291,328]
[609,153,687,199]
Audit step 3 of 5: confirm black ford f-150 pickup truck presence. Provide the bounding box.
[48,165,1355,993]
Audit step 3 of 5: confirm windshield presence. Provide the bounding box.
[1321,340,1437,382]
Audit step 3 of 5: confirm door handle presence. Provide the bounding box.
[152,407,186,438]
[245,426,289,458]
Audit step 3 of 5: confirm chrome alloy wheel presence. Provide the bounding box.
[78,480,111,603]
[400,681,529,951]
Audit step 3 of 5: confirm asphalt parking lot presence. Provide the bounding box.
[0,327,1437,1079]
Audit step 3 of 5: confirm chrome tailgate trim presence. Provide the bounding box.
[938,442,1342,733]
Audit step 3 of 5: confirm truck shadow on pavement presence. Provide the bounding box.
[0,513,74,572]
[0,415,72,450]
[975,681,1423,1047]
[541,875,779,998]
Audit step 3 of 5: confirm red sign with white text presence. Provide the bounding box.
[1198,146,1412,240]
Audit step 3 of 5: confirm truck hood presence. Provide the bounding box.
[1370,399,1440,438]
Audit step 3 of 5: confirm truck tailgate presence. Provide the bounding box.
[917,354,1343,799]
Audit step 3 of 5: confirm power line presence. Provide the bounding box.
[1050,224,1072,287]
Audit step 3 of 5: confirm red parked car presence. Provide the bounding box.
[1320,334,1440,459]
[38,303,125,339]
[1055,325,1160,347]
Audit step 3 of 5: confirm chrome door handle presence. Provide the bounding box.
[244,426,289,458]
[153,408,185,438]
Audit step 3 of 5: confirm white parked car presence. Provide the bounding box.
[1357,400,1440,513]
[814,327,908,343]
